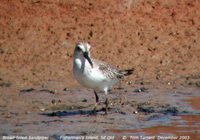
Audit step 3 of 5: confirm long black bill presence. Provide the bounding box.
[83,52,93,68]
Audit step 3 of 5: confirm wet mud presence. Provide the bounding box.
[0,85,199,139]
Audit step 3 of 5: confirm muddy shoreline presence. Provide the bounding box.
[0,84,199,139]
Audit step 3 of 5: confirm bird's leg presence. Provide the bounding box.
[105,97,109,115]
[104,89,109,115]
[93,90,99,112]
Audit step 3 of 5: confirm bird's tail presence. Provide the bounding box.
[119,68,134,76]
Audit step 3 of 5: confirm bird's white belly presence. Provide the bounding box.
[73,60,117,91]
[75,68,105,90]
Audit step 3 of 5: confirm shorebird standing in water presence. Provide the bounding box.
[73,42,133,114]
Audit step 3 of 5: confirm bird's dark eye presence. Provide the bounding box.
[76,46,81,51]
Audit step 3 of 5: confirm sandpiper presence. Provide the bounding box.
[73,42,133,114]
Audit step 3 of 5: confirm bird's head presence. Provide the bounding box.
[74,42,93,68]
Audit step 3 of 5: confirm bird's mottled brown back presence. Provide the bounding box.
[93,59,133,80]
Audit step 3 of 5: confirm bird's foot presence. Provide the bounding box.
[105,98,109,115]
[91,102,99,114]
